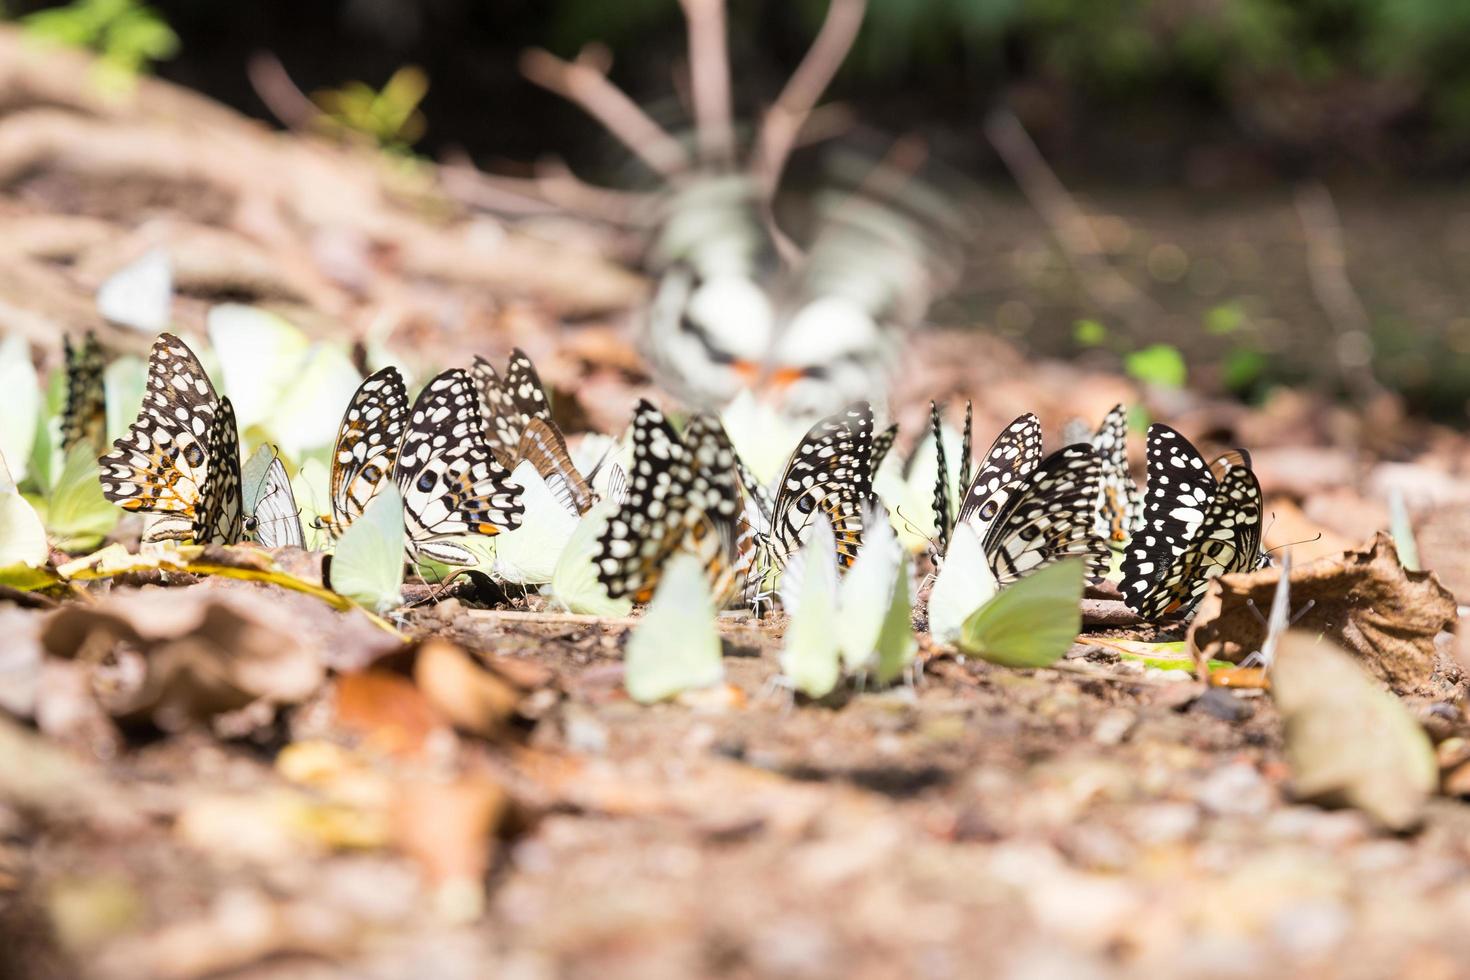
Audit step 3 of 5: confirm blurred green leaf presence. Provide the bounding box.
[1222,347,1267,391]
[1073,318,1108,346]
[1124,344,1187,388]
[1205,302,1247,335]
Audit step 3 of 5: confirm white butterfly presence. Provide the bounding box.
[97,247,172,334]
[623,552,725,703]
[241,445,304,549]
[326,483,405,614]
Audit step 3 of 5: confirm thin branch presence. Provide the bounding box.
[438,153,658,226]
[753,0,867,194]
[1293,182,1387,404]
[679,0,736,166]
[984,108,1164,332]
[521,46,692,178]
[245,51,321,132]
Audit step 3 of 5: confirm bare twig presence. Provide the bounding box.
[1293,182,1387,404]
[753,0,867,194]
[245,51,321,132]
[679,0,736,166]
[438,153,659,226]
[984,108,1163,332]
[521,46,692,178]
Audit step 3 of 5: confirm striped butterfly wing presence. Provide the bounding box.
[197,396,243,545]
[1124,460,1266,620]
[473,348,553,465]
[982,443,1109,586]
[594,400,696,601]
[1091,403,1141,547]
[322,367,407,538]
[515,417,596,516]
[930,401,954,555]
[244,452,304,549]
[394,369,524,566]
[1119,424,1219,604]
[61,332,107,453]
[954,413,1044,545]
[100,333,221,541]
[869,422,898,481]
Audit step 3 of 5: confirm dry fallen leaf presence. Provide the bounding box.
[412,638,520,740]
[1271,630,1437,831]
[1190,533,1458,693]
[40,588,325,729]
[390,774,508,922]
[333,670,451,757]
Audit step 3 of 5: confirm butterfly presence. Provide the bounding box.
[1091,403,1142,548]
[241,445,304,549]
[594,400,701,602]
[1119,424,1267,621]
[394,368,524,566]
[931,408,1109,585]
[99,333,242,545]
[61,332,107,454]
[748,403,879,608]
[472,349,595,516]
[316,367,408,539]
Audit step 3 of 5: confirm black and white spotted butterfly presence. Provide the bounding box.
[242,445,304,549]
[61,332,107,454]
[99,333,242,545]
[394,369,525,566]
[472,349,594,516]
[594,400,699,602]
[931,406,1109,584]
[1091,403,1142,549]
[316,367,409,539]
[747,403,879,606]
[1119,424,1267,621]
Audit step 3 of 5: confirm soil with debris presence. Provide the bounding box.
[5,27,1470,980]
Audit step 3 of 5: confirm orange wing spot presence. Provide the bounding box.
[732,360,762,383]
[121,499,144,511]
[768,366,806,388]
[475,523,500,536]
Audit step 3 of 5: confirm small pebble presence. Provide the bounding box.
[1191,687,1252,722]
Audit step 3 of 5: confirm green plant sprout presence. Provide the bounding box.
[312,66,430,155]
[21,0,178,92]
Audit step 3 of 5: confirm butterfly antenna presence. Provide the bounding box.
[1264,532,1323,557]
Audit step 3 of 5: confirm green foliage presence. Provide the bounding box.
[1073,318,1108,346]
[313,67,429,154]
[21,0,178,85]
[1124,343,1187,388]
[1222,348,1267,393]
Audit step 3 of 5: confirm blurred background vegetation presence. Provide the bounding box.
[8,0,1470,416]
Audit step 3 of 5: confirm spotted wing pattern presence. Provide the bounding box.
[757,403,876,583]
[99,333,224,542]
[1091,403,1141,547]
[679,413,744,605]
[473,349,553,465]
[320,367,408,538]
[61,332,107,453]
[244,453,304,549]
[869,422,898,481]
[394,369,524,565]
[595,400,696,600]
[954,413,1044,544]
[197,398,243,544]
[1120,426,1266,620]
[981,443,1109,585]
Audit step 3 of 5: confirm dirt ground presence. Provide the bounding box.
[6,27,1470,980]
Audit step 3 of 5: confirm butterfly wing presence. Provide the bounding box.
[323,367,407,537]
[473,348,553,464]
[61,332,107,453]
[955,413,1044,544]
[1119,424,1219,603]
[594,400,695,600]
[515,417,595,516]
[197,396,243,544]
[870,422,898,481]
[1091,403,1140,546]
[1125,461,1265,620]
[394,369,524,564]
[766,402,876,570]
[99,333,220,540]
[244,452,304,549]
[983,443,1109,586]
[680,412,744,605]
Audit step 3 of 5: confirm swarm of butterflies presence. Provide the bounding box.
[52,328,1268,629]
